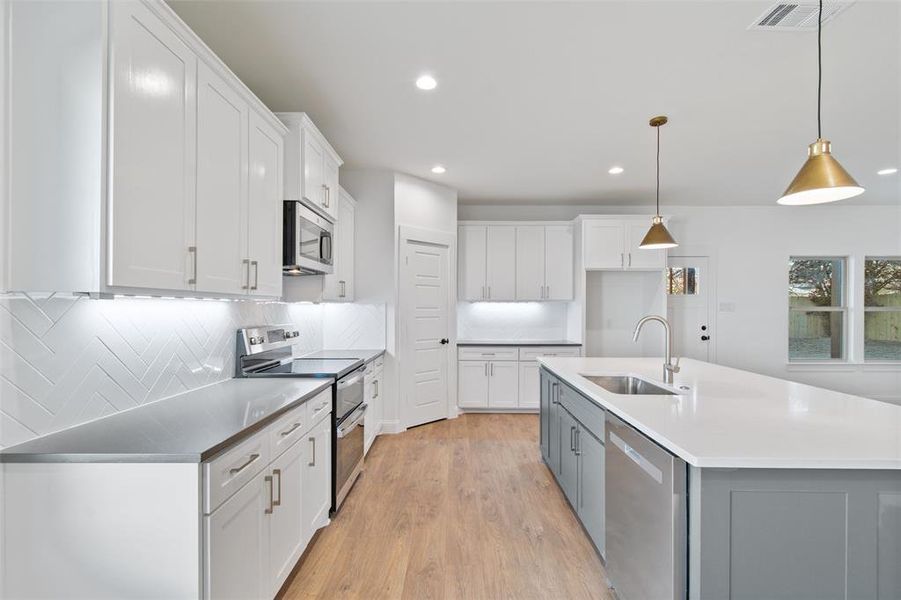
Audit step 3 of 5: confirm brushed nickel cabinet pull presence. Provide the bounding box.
[280,422,302,437]
[251,260,259,290]
[628,253,632,267]
[229,453,260,475]
[339,280,346,298]
[570,426,576,452]
[272,468,282,507]
[242,259,250,290]
[188,246,197,285]
[264,475,274,514]
[309,436,316,466]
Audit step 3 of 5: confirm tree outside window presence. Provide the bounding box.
[864,258,901,361]
[789,257,846,361]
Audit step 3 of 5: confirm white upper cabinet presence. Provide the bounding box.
[582,217,667,271]
[109,0,198,291]
[459,225,488,301]
[322,188,356,301]
[515,226,545,301]
[247,112,284,298]
[486,226,517,300]
[278,112,343,222]
[544,225,574,300]
[459,222,574,302]
[195,61,247,295]
[4,0,287,298]
[515,224,573,301]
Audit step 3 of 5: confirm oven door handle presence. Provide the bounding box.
[337,404,367,439]
[337,367,366,390]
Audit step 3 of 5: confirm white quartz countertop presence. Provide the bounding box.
[538,357,901,470]
[0,378,332,463]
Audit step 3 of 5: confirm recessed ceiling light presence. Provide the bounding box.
[877,167,898,176]
[415,75,437,91]
[431,165,446,174]
[608,166,624,175]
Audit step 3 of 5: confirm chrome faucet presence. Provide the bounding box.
[632,315,680,384]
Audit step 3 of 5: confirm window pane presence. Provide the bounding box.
[789,311,844,360]
[865,311,901,361]
[864,258,901,308]
[789,258,844,308]
[667,267,699,295]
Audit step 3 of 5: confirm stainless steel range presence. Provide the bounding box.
[236,326,366,511]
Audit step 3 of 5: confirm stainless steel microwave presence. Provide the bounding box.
[283,201,334,275]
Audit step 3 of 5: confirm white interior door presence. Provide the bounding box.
[666,256,711,361]
[402,236,452,428]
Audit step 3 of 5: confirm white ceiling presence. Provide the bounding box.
[168,1,900,206]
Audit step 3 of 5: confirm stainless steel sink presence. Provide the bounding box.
[583,375,675,396]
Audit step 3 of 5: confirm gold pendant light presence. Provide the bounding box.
[639,115,678,250]
[777,0,863,205]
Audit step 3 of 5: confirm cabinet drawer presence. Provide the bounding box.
[306,389,332,425]
[518,346,581,361]
[558,383,605,442]
[457,346,518,361]
[203,430,270,514]
[269,402,308,459]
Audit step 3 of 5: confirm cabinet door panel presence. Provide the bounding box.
[458,226,487,301]
[518,361,541,409]
[302,131,324,207]
[544,225,574,300]
[204,470,269,600]
[323,155,340,221]
[558,407,579,506]
[247,111,283,297]
[487,361,518,408]
[515,225,545,300]
[486,225,516,300]
[323,193,354,301]
[578,428,606,556]
[457,361,489,408]
[302,414,332,544]
[540,371,551,462]
[109,1,197,290]
[583,221,625,270]
[549,381,561,476]
[269,440,305,596]
[195,62,246,295]
[626,221,667,270]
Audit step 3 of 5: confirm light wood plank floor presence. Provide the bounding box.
[281,413,613,600]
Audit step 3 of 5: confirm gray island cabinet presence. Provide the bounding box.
[539,358,901,600]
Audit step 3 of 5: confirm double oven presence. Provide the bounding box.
[236,327,366,511]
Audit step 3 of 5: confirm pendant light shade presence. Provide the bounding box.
[639,216,678,249]
[639,115,678,250]
[777,139,864,205]
[778,0,863,205]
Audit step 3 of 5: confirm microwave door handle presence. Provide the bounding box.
[322,234,333,263]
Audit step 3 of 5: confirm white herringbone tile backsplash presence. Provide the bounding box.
[0,293,385,449]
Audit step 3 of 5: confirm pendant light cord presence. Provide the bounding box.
[656,125,661,216]
[817,0,822,139]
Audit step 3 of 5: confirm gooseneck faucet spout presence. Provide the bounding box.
[632,315,680,384]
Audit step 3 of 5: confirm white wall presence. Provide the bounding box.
[341,170,458,431]
[459,202,901,402]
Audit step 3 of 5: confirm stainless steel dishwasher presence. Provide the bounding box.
[605,413,687,600]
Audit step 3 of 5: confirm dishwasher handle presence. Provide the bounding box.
[609,431,664,485]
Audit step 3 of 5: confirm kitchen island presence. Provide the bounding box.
[538,357,901,600]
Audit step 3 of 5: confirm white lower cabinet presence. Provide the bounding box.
[204,470,270,600]
[518,362,541,409]
[302,413,332,541]
[268,440,306,596]
[204,397,332,599]
[363,358,384,455]
[457,346,581,410]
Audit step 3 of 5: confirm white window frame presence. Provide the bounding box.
[788,256,848,363]
[863,256,901,364]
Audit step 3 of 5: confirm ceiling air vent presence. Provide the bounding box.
[748,2,855,31]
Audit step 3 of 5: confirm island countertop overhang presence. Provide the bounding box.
[538,357,901,470]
